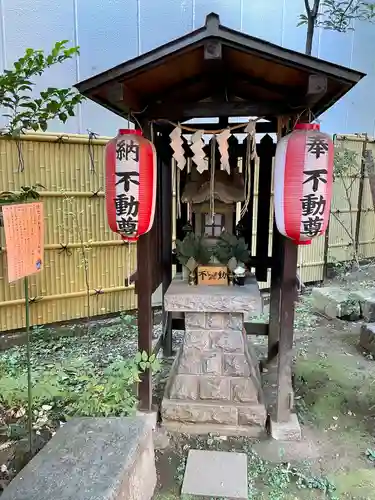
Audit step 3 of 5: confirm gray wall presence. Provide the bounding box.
[1,0,374,136]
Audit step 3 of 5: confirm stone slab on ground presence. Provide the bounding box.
[1,417,156,500]
[359,323,375,355]
[311,287,360,320]
[352,290,375,322]
[181,449,248,499]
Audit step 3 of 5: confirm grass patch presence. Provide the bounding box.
[295,354,375,459]
[0,314,160,438]
[332,469,375,499]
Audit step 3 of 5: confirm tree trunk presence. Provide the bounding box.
[305,17,315,55]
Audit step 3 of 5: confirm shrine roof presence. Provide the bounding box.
[75,12,365,122]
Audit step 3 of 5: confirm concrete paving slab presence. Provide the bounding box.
[181,449,248,499]
[311,287,360,320]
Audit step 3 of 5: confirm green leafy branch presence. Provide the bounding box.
[0,40,84,171]
[0,41,84,136]
[0,184,45,206]
[298,0,375,32]
[135,350,161,373]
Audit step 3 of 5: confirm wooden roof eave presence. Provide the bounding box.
[75,12,366,121]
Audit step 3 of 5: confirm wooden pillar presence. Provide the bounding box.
[275,237,298,422]
[137,230,153,411]
[255,135,275,281]
[268,220,282,361]
[137,120,154,412]
[160,132,173,357]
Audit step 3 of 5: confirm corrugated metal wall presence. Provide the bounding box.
[0,0,374,136]
[1,133,374,332]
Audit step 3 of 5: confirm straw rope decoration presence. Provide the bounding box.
[166,118,265,221]
[216,128,231,173]
[240,120,258,219]
[210,136,216,223]
[176,166,181,219]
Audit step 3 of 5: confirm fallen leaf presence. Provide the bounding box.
[15,408,26,418]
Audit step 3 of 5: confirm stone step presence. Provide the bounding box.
[359,323,375,355]
[181,449,248,499]
[1,417,156,500]
[311,287,360,320]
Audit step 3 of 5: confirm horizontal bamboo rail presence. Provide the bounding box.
[0,285,134,308]
[1,240,136,252]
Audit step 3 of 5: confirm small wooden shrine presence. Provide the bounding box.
[76,13,364,437]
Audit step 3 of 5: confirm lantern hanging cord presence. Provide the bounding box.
[292,108,320,130]
[153,117,265,135]
[87,129,99,173]
[210,136,216,224]
[240,138,252,219]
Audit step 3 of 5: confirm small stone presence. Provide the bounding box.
[202,352,222,375]
[178,347,202,374]
[206,312,227,329]
[185,329,210,350]
[210,331,244,352]
[237,405,267,426]
[169,374,198,400]
[359,323,375,355]
[185,312,206,329]
[223,354,250,377]
[200,377,230,400]
[231,378,258,403]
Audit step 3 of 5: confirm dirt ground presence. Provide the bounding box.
[1,266,375,499]
[153,265,375,499]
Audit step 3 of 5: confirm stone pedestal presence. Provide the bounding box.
[162,279,267,436]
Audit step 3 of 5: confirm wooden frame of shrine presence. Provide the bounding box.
[76,13,364,429]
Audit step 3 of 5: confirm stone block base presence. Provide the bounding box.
[270,413,302,441]
[0,418,156,500]
[163,282,265,435]
[161,399,267,436]
[163,420,266,438]
[311,287,360,320]
[353,291,375,322]
[359,323,375,355]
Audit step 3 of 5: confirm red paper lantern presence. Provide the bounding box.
[274,123,334,245]
[105,129,157,242]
